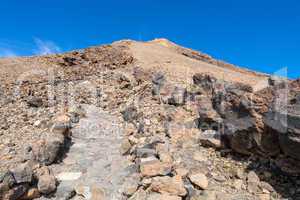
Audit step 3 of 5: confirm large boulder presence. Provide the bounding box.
[191,73,288,157]
[197,96,223,131]
[31,134,65,165]
[140,158,172,177]
[205,79,281,156]
[10,162,33,184]
[262,79,300,159]
[188,172,209,190]
[264,107,300,161]
[36,167,57,195]
[151,175,187,197]
[224,116,258,155]
[206,80,258,154]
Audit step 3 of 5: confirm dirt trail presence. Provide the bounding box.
[47,105,132,200]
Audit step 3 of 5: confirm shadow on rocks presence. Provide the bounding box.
[55,137,73,164]
[220,150,300,199]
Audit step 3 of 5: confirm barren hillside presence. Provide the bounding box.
[0,39,299,200]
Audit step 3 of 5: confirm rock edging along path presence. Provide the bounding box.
[47,105,132,200]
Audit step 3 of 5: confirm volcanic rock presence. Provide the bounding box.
[140,159,172,177]
[31,134,65,165]
[37,167,57,195]
[3,185,29,200]
[11,163,33,184]
[151,175,187,197]
[188,172,209,190]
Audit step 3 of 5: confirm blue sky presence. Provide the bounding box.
[0,0,299,78]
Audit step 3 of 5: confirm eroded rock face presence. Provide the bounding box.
[191,74,300,176]
[190,74,268,156]
[197,96,223,131]
[224,116,258,155]
[263,92,300,161]
[193,74,290,159]
[193,73,217,95]
[192,74,262,155]
[254,80,300,175]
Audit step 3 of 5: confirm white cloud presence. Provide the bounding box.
[33,38,61,55]
[0,38,61,57]
[0,48,17,58]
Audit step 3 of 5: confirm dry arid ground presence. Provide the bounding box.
[0,39,299,200]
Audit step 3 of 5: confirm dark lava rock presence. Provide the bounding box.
[152,72,165,86]
[193,73,217,94]
[224,116,258,155]
[225,82,253,93]
[26,96,43,107]
[152,72,166,95]
[268,76,288,87]
[264,110,300,161]
[167,86,187,106]
[11,162,33,184]
[63,56,77,66]
[3,184,29,200]
[32,134,65,165]
[0,171,16,188]
[197,96,223,131]
[135,148,157,158]
[121,105,139,122]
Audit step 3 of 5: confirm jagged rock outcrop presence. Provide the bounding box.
[262,79,300,174]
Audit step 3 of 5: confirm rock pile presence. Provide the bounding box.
[0,108,82,199]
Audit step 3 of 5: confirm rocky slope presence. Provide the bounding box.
[0,39,299,200]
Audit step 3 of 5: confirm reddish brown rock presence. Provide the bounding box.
[140,160,172,177]
[151,175,187,197]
